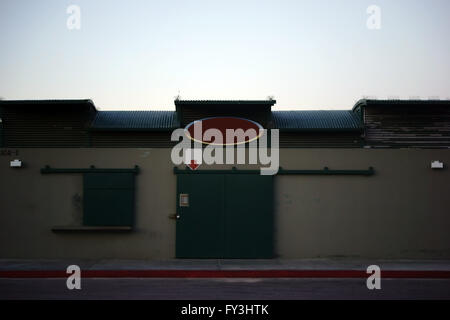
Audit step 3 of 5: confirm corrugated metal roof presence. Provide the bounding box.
[272,110,362,131]
[91,110,362,130]
[91,111,179,130]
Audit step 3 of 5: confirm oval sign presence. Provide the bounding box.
[184,117,264,146]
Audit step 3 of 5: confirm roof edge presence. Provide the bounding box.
[352,99,368,112]
[352,98,450,111]
[278,127,363,132]
[0,99,97,111]
[174,100,276,107]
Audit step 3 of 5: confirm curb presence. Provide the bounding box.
[1,270,450,279]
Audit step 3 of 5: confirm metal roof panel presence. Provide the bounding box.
[91,111,179,130]
[272,110,362,131]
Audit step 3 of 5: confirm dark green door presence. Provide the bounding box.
[224,175,273,258]
[176,174,225,258]
[176,173,273,258]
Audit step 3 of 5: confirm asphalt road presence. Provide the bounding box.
[1,278,450,299]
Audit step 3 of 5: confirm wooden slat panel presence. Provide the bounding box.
[364,106,450,147]
[180,107,270,127]
[2,108,93,147]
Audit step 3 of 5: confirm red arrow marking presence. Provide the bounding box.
[187,159,199,170]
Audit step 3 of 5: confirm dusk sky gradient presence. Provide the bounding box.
[1,0,449,110]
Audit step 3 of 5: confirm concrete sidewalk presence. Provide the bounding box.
[2,259,450,299]
[1,258,450,272]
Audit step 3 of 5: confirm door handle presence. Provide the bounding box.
[169,214,181,220]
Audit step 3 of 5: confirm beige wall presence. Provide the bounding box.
[0,148,449,259]
[275,149,450,259]
[0,148,177,259]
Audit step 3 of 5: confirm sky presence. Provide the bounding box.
[0,0,449,110]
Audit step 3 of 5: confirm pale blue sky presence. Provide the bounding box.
[0,0,449,110]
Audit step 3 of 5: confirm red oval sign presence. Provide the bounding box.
[184,117,263,145]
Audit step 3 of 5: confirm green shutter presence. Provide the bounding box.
[83,173,135,226]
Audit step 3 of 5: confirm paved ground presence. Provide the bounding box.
[1,258,450,271]
[1,278,450,299]
[1,259,449,299]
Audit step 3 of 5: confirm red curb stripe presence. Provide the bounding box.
[1,270,450,279]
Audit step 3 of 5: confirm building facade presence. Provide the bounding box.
[0,99,449,259]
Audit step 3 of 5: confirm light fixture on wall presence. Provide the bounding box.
[10,159,22,168]
[431,161,444,169]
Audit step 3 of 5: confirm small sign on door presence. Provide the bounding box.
[179,193,189,207]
